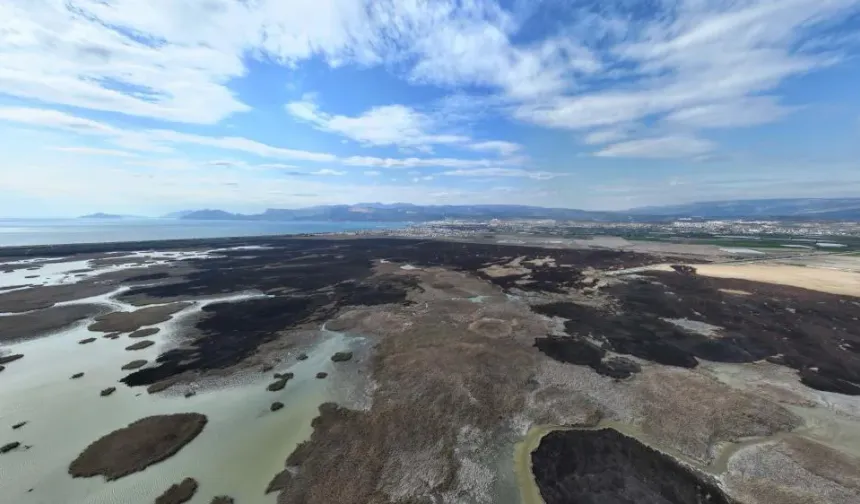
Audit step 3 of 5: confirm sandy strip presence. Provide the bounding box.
[693,264,860,297]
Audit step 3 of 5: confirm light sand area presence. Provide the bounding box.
[693,263,860,297]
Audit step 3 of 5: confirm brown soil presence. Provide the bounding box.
[68,413,207,480]
[0,304,103,343]
[126,340,155,351]
[155,477,198,504]
[88,303,190,333]
[0,282,115,313]
[129,327,160,338]
[121,360,148,370]
[147,378,179,394]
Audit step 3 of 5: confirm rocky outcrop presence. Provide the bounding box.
[154,477,198,504]
[1,441,21,454]
[122,360,148,370]
[265,469,291,494]
[270,402,284,412]
[71,372,84,379]
[210,497,234,504]
[297,353,308,361]
[267,378,289,391]
[69,413,207,480]
[128,327,160,339]
[315,372,328,379]
[100,387,116,397]
[330,351,353,362]
[78,338,96,344]
[12,422,27,430]
[126,340,155,351]
[0,354,23,365]
[147,380,178,394]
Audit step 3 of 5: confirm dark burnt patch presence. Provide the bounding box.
[122,275,414,387]
[625,271,860,395]
[532,428,734,504]
[535,336,605,367]
[533,302,701,370]
[534,270,860,395]
[122,272,170,283]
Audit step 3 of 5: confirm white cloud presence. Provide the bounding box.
[582,128,629,145]
[342,155,504,169]
[442,168,564,180]
[0,106,510,169]
[594,135,715,159]
[148,130,337,163]
[514,0,860,156]
[665,97,792,128]
[312,169,346,176]
[1,0,857,170]
[468,141,522,156]
[364,170,382,176]
[51,146,137,157]
[286,98,468,149]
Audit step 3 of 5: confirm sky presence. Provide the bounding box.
[1,0,860,217]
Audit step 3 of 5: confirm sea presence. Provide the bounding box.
[0,218,408,247]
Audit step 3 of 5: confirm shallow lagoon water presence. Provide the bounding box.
[0,288,354,504]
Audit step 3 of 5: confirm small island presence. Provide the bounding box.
[78,213,130,219]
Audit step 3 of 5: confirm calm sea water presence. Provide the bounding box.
[0,219,407,247]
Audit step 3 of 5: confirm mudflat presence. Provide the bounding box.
[0,304,104,343]
[68,413,207,480]
[88,303,190,333]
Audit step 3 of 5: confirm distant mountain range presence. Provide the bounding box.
[628,198,860,219]
[172,205,614,222]
[79,212,140,219]
[159,198,860,222]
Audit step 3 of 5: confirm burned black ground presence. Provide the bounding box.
[113,238,666,386]
[533,270,860,395]
[4,236,856,396]
[532,428,734,504]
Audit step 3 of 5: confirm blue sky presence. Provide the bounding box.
[1,0,859,217]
